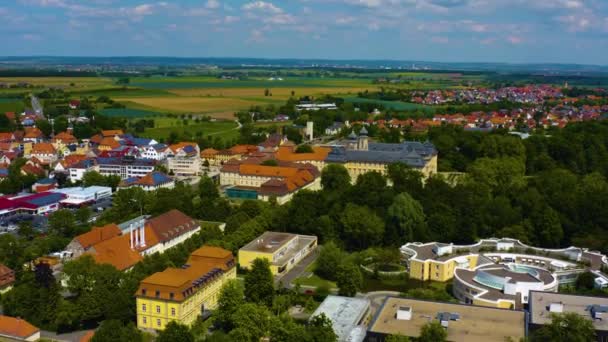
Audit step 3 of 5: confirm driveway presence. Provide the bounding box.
[41,329,93,342]
[363,291,401,314]
[277,248,319,289]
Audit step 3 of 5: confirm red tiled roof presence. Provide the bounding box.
[75,224,122,250]
[0,315,39,340]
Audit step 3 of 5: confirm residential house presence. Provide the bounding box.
[67,159,98,182]
[119,172,175,192]
[21,160,45,177]
[23,127,44,143]
[166,142,201,177]
[69,100,81,109]
[65,223,122,259]
[32,178,58,193]
[0,315,40,342]
[139,144,168,161]
[30,143,57,165]
[0,263,15,294]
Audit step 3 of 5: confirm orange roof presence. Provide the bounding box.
[145,209,198,243]
[24,127,43,139]
[228,144,258,155]
[0,133,14,142]
[238,164,300,178]
[61,154,88,167]
[53,131,77,144]
[99,137,121,149]
[137,246,234,302]
[101,130,124,137]
[88,234,143,271]
[168,142,197,153]
[31,142,56,154]
[200,148,219,158]
[275,146,330,162]
[21,163,44,176]
[0,316,39,339]
[75,224,122,250]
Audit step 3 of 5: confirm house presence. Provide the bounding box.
[65,223,122,259]
[52,131,77,147]
[325,122,345,136]
[0,315,40,342]
[32,178,58,193]
[69,100,81,109]
[98,137,121,151]
[119,171,175,192]
[311,296,370,342]
[30,143,57,165]
[23,127,44,143]
[67,159,98,182]
[53,154,89,174]
[101,130,124,138]
[166,142,201,177]
[139,144,168,161]
[366,297,526,342]
[21,161,45,177]
[136,246,237,331]
[0,263,15,294]
[96,156,156,180]
[0,132,16,143]
[238,231,317,276]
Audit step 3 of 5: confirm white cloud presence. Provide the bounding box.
[205,0,220,9]
[242,1,283,14]
[248,29,266,42]
[264,13,295,24]
[336,16,356,25]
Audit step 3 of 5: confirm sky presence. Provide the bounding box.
[2,0,608,65]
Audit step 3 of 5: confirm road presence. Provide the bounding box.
[41,329,93,342]
[31,94,44,118]
[363,291,401,314]
[277,247,319,289]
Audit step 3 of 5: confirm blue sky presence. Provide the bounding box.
[2,0,608,64]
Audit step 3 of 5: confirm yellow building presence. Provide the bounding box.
[136,246,236,331]
[401,242,479,282]
[238,231,317,276]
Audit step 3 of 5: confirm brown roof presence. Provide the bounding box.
[274,145,331,162]
[75,224,122,250]
[0,263,15,288]
[239,164,300,178]
[21,163,45,176]
[0,315,39,339]
[24,127,43,139]
[52,132,77,144]
[146,209,198,243]
[60,154,89,168]
[99,137,121,149]
[31,142,56,154]
[88,234,143,271]
[0,133,15,142]
[101,130,124,137]
[200,148,219,158]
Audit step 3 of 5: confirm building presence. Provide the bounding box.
[295,103,338,111]
[119,171,175,192]
[274,145,330,171]
[310,295,370,342]
[139,144,168,161]
[453,263,558,309]
[136,246,237,331]
[0,263,15,294]
[220,162,321,204]
[238,231,317,276]
[51,186,112,207]
[166,142,201,177]
[367,296,526,342]
[0,192,67,219]
[65,223,122,259]
[97,156,156,180]
[528,291,608,342]
[75,210,201,271]
[29,143,57,165]
[325,129,438,181]
[31,178,58,193]
[67,159,98,182]
[0,315,40,342]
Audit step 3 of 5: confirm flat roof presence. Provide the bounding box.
[529,291,608,331]
[240,231,298,254]
[51,186,112,196]
[369,297,526,342]
[311,295,370,341]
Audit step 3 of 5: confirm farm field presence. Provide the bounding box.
[0,98,25,113]
[0,77,113,90]
[116,97,275,116]
[99,108,161,118]
[343,96,434,112]
[138,118,239,142]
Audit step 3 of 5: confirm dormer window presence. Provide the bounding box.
[170,292,174,300]
[142,289,146,296]
[155,290,160,298]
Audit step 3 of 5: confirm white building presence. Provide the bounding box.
[51,186,112,206]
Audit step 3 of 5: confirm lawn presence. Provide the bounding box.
[0,99,25,113]
[138,119,239,141]
[100,108,161,118]
[293,261,337,289]
[343,96,433,111]
[117,96,269,114]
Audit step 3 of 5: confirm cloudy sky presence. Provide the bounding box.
[2,0,608,64]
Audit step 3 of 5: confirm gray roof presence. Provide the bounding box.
[325,141,436,168]
[311,295,370,342]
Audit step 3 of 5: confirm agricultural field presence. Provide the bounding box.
[0,77,113,90]
[0,98,26,113]
[343,96,433,112]
[99,108,161,118]
[137,117,239,142]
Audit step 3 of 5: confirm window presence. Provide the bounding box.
[157,319,161,327]
[171,308,176,316]
[170,292,174,300]
[155,290,160,298]
[142,304,146,312]
[142,289,146,296]
[156,306,161,313]
[143,317,147,324]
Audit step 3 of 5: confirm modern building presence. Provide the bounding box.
[136,246,237,331]
[139,144,168,161]
[50,186,112,207]
[310,295,370,342]
[453,263,558,309]
[119,171,175,192]
[0,315,40,342]
[0,263,15,294]
[31,178,57,193]
[367,296,527,342]
[220,162,321,204]
[166,142,201,177]
[238,231,317,276]
[325,129,438,181]
[528,291,608,342]
[96,156,156,180]
[0,192,67,219]
[67,159,98,182]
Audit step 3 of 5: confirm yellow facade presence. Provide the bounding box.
[238,250,279,274]
[136,267,236,330]
[409,254,479,282]
[473,298,515,310]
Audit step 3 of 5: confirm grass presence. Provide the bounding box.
[293,261,337,289]
[0,77,113,90]
[343,96,433,111]
[117,96,268,114]
[100,108,161,118]
[0,100,25,113]
[138,119,239,141]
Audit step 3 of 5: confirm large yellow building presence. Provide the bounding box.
[402,242,479,282]
[136,246,236,331]
[238,231,317,276]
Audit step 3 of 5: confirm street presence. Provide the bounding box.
[277,247,319,289]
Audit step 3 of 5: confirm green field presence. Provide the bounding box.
[138,118,239,141]
[343,96,433,111]
[100,108,162,118]
[0,98,25,113]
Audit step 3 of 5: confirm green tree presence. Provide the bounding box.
[575,271,596,292]
[339,203,384,250]
[467,157,526,195]
[199,175,219,201]
[315,241,347,281]
[91,320,142,342]
[18,221,35,240]
[48,209,77,237]
[215,279,245,330]
[157,321,194,342]
[321,164,351,191]
[531,312,595,342]
[419,321,447,342]
[336,261,362,297]
[308,313,338,342]
[75,207,92,224]
[82,171,106,187]
[244,258,275,306]
[229,303,273,341]
[386,193,426,243]
[295,145,314,153]
[387,163,423,197]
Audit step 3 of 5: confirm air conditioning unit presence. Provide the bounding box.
[396,306,412,321]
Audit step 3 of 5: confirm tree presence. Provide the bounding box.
[336,261,362,297]
[339,203,384,250]
[308,313,338,342]
[295,145,314,153]
[75,207,92,224]
[531,312,595,342]
[157,321,194,342]
[48,209,76,237]
[385,335,410,342]
[244,258,275,306]
[18,221,35,240]
[91,320,142,342]
[199,175,219,201]
[387,163,423,197]
[315,241,347,281]
[215,279,245,331]
[575,271,596,292]
[229,303,273,341]
[261,159,279,166]
[419,321,447,342]
[321,164,351,191]
[387,193,426,243]
[82,171,106,187]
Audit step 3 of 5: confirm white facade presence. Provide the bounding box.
[139,146,167,161]
[98,162,155,179]
[69,165,99,182]
[51,186,112,205]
